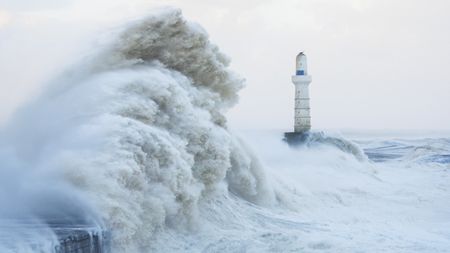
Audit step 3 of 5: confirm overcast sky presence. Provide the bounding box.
[0,0,449,130]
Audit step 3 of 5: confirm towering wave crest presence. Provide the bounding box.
[1,8,274,251]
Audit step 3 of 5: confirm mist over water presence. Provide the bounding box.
[1,7,449,253]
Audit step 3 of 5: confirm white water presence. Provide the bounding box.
[0,7,449,253]
[237,130,450,252]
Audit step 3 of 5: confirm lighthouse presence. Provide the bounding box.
[293,52,312,132]
[284,52,312,145]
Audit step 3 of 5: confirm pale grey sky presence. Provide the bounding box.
[0,0,449,130]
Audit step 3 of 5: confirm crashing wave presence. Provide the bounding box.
[1,8,274,252]
[285,131,367,161]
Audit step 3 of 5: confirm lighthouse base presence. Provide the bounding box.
[283,131,311,146]
[282,131,367,161]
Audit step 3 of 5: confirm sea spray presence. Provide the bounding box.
[1,8,274,252]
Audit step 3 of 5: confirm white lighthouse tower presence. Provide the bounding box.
[293,52,312,132]
[284,52,312,144]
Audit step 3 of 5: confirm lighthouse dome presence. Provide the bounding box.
[296,52,308,75]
